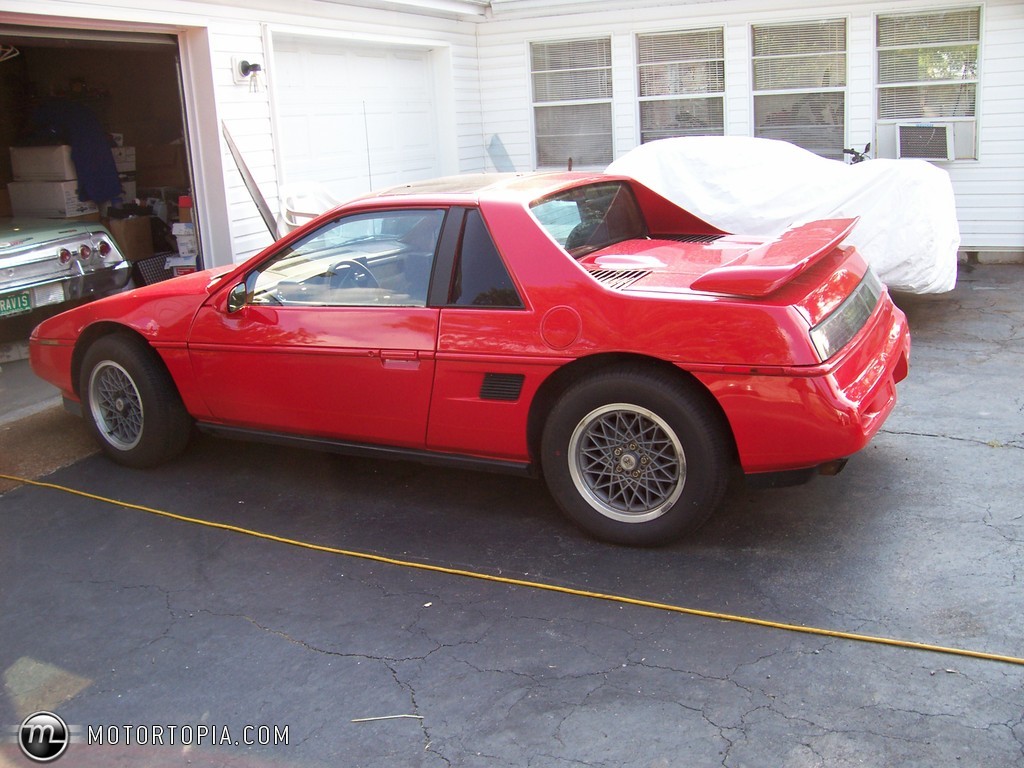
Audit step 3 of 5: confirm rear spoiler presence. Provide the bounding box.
[690,218,859,297]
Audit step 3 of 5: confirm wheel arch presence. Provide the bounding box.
[72,323,159,398]
[526,353,737,468]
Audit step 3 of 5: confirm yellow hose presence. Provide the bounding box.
[4,472,1022,668]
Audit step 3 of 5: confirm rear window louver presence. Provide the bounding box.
[588,269,650,290]
[657,234,724,243]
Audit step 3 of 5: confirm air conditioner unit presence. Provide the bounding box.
[897,123,955,161]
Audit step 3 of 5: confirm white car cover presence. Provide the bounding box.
[607,137,959,294]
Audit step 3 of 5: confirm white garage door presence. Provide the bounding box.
[273,35,440,201]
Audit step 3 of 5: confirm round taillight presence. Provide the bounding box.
[98,240,112,257]
[79,244,92,259]
[58,248,72,264]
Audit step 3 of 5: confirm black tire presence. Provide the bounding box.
[541,366,731,546]
[79,334,193,468]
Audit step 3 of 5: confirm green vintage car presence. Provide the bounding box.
[0,218,130,321]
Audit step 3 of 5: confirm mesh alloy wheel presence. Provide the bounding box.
[567,403,686,524]
[88,360,144,451]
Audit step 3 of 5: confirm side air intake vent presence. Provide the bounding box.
[588,269,649,290]
[480,373,525,401]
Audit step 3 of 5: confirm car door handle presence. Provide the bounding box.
[381,349,418,361]
[380,349,420,369]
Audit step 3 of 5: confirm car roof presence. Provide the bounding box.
[366,171,620,204]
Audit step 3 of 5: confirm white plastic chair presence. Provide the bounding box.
[276,183,342,233]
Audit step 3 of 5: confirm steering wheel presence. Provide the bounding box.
[329,260,379,290]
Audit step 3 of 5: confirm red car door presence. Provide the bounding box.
[188,208,445,449]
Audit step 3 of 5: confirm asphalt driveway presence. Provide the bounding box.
[1,264,1022,767]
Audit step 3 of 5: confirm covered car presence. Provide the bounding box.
[30,172,910,545]
[608,136,959,294]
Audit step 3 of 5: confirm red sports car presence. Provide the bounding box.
[30,173,910,545]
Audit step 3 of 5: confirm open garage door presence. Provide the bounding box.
[0,24,198,354]
[272,34,441,203]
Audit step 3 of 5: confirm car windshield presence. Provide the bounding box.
[530,181,648,257]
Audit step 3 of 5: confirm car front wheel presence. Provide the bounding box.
[541,367,731,545]
[80,335,193,468]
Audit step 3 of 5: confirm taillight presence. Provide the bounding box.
[98,240,112,257]
[809,269,883,361]
[79,244,92,259]
[58,248,72,264]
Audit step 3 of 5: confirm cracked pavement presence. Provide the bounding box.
[1,264,1023,767]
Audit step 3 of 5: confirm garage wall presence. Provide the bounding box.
[204,10,484,262]
[476,0,1024,256]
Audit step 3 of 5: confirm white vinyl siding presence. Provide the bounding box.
[636,28,725,143]
[752,19,848,160]
[530,38,613,168]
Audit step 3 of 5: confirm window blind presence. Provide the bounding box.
[751,19,847,160]
[531,39,612,102]
[876,8,980,122]
[637,29,725,142]
[752,20,847,91]
[531,38,614,167]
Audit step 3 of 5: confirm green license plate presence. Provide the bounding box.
[0,291,33,318]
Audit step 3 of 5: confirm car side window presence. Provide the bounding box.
[449,210,523,308]
[248,209,445,307]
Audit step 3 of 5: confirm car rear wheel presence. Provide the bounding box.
[541,367,731,545]
[80,335,192,468]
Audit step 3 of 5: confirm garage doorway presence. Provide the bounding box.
[0,25,197,281]
[272,34,441,203]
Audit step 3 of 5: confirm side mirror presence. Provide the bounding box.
[227,282,248,313]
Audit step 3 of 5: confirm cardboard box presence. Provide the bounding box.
[172,222,199,258]
[8,180,98,218]
[112,147,136,173]
[108,216,154,262]
[10,145,77,181]
[120,179,137,202]
[137,145,189,188]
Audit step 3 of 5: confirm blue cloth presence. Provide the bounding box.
[29,100,122,204]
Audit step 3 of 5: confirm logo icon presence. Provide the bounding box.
[18,711,69,763]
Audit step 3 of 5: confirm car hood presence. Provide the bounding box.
[31,266,235,343]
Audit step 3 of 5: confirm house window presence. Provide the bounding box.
[637,28,726,143]
[876,8,980,160]
[752,19,847,160]
[531,38,613,168]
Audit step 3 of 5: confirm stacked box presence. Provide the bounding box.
[10,146,77,181]
[8,145,98,218]
[169,221,199,274]
[8,180,99,218]
[112,146,137,202]
[7,144,137,214]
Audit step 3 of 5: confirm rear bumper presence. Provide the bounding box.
[695,297,910,474]
[1,261,130,313]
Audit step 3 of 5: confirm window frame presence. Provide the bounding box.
[874,6,981,161]
[529,37,614,169]
[635,27,727,144]
[750,17,849,160]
